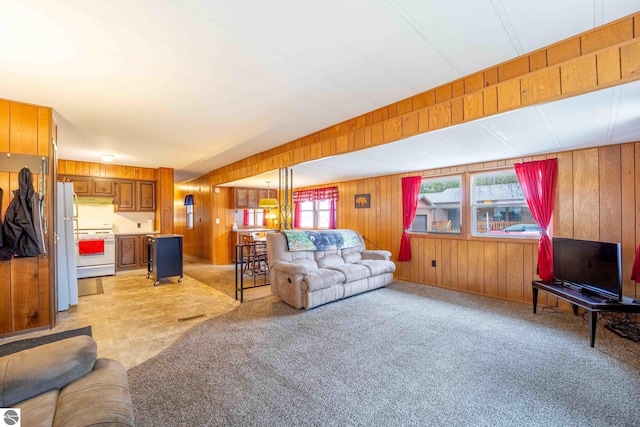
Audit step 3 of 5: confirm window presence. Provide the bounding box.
[235,209,266,227]
[471,170,538,238]
[186,205,194,230]
[293,186,338,229]
[299,200,331,229]
[184,194,194,230]
[410,175,461,234]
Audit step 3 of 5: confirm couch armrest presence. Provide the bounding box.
[271,262,309,309]
[0,335,97,407]
[273,262,309,276]
[362,250,392,261]
[54,358,134,427]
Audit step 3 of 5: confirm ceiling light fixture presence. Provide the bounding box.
[101,153,114,162]
[258,181,278,208]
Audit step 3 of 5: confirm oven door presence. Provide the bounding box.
[76,236,116,278]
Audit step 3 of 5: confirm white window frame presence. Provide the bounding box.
[235,209,265,227]
[186,205,194,230]
[299,200,332,229]
[470,169,539,238]
[410,175,462,234]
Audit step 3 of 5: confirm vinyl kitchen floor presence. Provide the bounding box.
[0,265,240,370]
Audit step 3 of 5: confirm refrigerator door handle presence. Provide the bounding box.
[72,191,79,240]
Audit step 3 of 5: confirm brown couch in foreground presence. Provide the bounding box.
[0,335,134,426]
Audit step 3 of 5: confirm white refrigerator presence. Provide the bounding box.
[56,182,78,311]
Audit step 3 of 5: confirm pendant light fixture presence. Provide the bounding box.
[258,180,278,208]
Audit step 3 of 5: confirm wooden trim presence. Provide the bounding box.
[202,12,640,187]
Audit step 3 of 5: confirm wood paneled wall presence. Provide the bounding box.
[0,99,54,335]
[175,180,236,264]
[157,167,174,234]
[57,160,158,181]
[175,176,206,260]
[312,143,640,306]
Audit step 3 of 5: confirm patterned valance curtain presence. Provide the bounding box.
[514,159,557,281]
[293,186,339,229]
[293,186,339,203]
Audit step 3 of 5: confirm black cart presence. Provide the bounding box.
[147,234,183,286]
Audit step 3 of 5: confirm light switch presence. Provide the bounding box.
[215,218,220,224]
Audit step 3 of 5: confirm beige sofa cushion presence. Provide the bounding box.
[359,259,396,276]
[14,389,59,427]
[316,254,344,268]
[0,335,97,407]
[342,251,362,263]
[328,263,371,282]
[302,269,346,292]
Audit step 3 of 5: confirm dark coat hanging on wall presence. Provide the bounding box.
[0,167,46,260]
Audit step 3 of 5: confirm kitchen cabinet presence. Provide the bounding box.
[235,187,276,209]
[116,234,152,270]
[59,175,116,197]
[115,180,155,212]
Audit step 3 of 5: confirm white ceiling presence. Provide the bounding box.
[1,1,639,186]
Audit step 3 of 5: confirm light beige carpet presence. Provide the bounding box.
[182,256,272,302]
[128,281,640,426]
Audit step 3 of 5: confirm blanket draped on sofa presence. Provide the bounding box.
[282,229,361,251]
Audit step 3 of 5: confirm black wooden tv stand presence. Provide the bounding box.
[532,281,640,347]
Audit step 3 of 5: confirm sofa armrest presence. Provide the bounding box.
[273,261,309,276]
[54,358,134,427]
[362,250,392,261]
[0,335,97,407]
[271,262,310,309]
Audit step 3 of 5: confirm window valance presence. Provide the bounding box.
[293,186,339,202]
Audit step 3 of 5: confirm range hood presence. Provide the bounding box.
[76,196,114,205]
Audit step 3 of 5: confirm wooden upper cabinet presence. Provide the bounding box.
[235,187,276,209]
[115,180,135,211]
[91,178,115,196]
[137,181,155,211]
[235,188,248,208]
[67,176,91,195]
[115,179,155,212]
[59,175,115,197]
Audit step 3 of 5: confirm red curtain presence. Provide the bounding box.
[293,202,301,228]
[514,159,558,281]
[263,210,267,227]
[243,209,249,226]
[399,176,422,262]
[631,245,640,281]
[329,199,336,229]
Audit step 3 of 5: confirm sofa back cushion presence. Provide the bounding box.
[0,335,97,407]
[316,253,345,268]
[342,248,362,264]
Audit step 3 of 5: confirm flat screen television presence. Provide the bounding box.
[552,237,622,301]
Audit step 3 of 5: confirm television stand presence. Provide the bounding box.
[532,281,640,347]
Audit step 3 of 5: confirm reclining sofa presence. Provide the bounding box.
[0,335,134,427]
[267,229,395,309]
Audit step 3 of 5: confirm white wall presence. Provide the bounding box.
[77,204,155,233]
